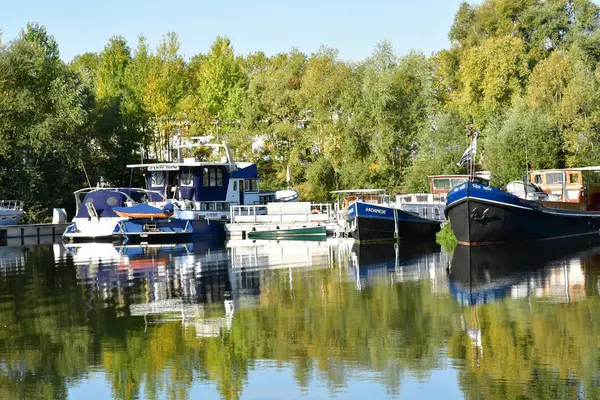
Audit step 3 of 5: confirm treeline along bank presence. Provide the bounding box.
[2,0,600,221]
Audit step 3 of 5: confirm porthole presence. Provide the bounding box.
[106,196,118,206]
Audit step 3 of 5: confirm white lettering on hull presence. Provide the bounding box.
[365,207,387,215]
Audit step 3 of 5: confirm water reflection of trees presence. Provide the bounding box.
[1,245,600,399]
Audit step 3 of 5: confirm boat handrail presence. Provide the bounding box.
[0,200,24,211]
[396,193,446,204]
[229,202,335,223]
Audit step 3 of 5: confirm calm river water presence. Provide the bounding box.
[1,236,600,399]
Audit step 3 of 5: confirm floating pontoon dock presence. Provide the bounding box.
[0,223,70,245]
[225,202,344,239]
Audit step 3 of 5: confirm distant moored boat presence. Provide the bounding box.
[0,200,24,226]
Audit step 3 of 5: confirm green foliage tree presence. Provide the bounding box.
[7,0,600,213]
[404,111,469,192]
[0,23,93,220]
[484,102,563,186]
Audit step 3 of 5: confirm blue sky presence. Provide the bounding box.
[3,0,477,61]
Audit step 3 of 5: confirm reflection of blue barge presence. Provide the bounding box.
[448,235,600,306]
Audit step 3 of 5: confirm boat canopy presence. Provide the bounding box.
[74,188,163,219]
[112,203,168,219]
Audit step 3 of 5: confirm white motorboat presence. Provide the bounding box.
[0,200,24,226]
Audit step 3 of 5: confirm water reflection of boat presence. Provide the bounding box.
[449,235,600,306]
[349,241,449,291]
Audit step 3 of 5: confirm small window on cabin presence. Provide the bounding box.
[546,172,564,185]
[233,181,237,191]
[251,180,258,192]
[203,168,209,187]
[200,203,208,211]
[209,169,217,187]
[245,180,251,192]
[106,196,118,206]
[450,178,467,188]
[534,174,542,184]
[181,172,193,187]
[217,169,223,186]
[569,173,579,185]
[209,203,216,211]
[433,179,450,190]
[151,172,165,187]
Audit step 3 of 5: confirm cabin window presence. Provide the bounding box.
[450,178,467,188]
[244,179,258,192]
[215,202,229,211]
[203,167,224,187]
[209,203,216,211]
[569,173,579,185]
[200,203,208,211]
[433,179,450,190]
[203,168,209,187]
[546,172,564,185]
[181,171,193,187]
[151,171,165,187]
[534,174,542,184]
[233,181,237,191]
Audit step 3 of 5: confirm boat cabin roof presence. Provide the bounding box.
[127,162,235,169]
[531,167,600,173]
[428,171,491,180]
[330,189,386,194]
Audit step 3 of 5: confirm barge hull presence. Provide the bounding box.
[446,183,600,246]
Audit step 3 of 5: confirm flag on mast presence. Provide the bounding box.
[457,131,479,167]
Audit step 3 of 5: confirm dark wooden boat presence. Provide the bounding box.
[446,181,600,246]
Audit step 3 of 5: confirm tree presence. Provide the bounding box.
[484,102,563,186]
[0,23,93,220]
[456,35,529,125]
[404,111,469,192]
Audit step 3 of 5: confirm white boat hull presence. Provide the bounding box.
[62,217,125,241]
[0,209,24,226]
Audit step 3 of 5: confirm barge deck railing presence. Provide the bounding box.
[229,202,335,224]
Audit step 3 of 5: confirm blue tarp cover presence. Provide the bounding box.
[113,203,165,215]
